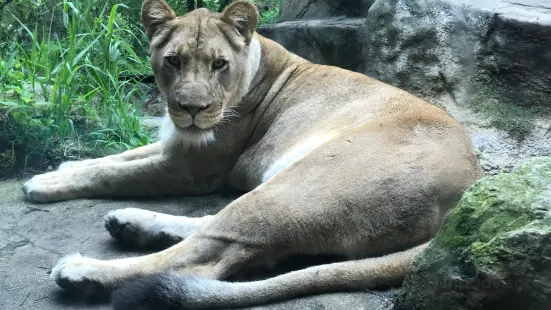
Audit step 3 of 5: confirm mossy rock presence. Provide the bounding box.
[468,89,551,141]
[395,157,551,310]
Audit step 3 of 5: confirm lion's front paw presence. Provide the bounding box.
[22,174,56,203]
[104,208,183,249]
[50,254,109,295]
[22,171,82,203]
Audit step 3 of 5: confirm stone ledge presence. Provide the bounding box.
[258,18,366,72]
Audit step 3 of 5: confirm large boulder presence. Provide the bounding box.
[364,0,551,122]
[260,0,375,72]
[363,0,551,174]
[395,156,551,310]
[279,0,375,21]
[257,18,366,72]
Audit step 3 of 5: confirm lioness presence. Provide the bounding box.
[22,0,483,309]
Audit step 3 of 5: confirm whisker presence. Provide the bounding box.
[223,108,241,119]
[219,117,237,126]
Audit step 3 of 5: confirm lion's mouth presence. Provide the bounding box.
[168,110,222,134]
[174,122,214,133]
[184,124,204,132]
[170,112,220,132]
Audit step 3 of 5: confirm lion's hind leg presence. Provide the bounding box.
[112,243,429,310]
[104,208,214,249]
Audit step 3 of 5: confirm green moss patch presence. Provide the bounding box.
[396,157,551,310]
[469,90,551,140]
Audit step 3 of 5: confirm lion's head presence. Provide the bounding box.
[141,0,260,144]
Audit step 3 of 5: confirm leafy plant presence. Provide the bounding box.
[0,0,281,177]
[258,4,279,25]
[0,0,152,175]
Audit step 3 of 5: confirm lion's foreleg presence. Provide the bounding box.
[23,155,181,202]
[57,142,162,170]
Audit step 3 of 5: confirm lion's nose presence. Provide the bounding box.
[185,106,200,118]
[181,105,208,118]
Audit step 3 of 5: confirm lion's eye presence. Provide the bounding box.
[166,56,181,66]
[212,59,227,70]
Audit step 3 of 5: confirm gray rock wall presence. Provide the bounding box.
[257,18,366,72]
[279,0,375,21]
[364,0,551,110]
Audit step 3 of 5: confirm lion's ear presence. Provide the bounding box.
[220,1,259,45]
[141,0,176,41]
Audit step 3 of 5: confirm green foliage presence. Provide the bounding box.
[0,0,280,176]
[258,5,279,25]
[164,0,280,24]
[0,1,152,174]
[0,148,16,170]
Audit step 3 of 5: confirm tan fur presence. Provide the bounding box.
[24,1,483,308]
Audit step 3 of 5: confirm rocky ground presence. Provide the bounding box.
[0,179,395,310]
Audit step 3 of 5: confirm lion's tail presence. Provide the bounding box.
[112,242,428,310]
